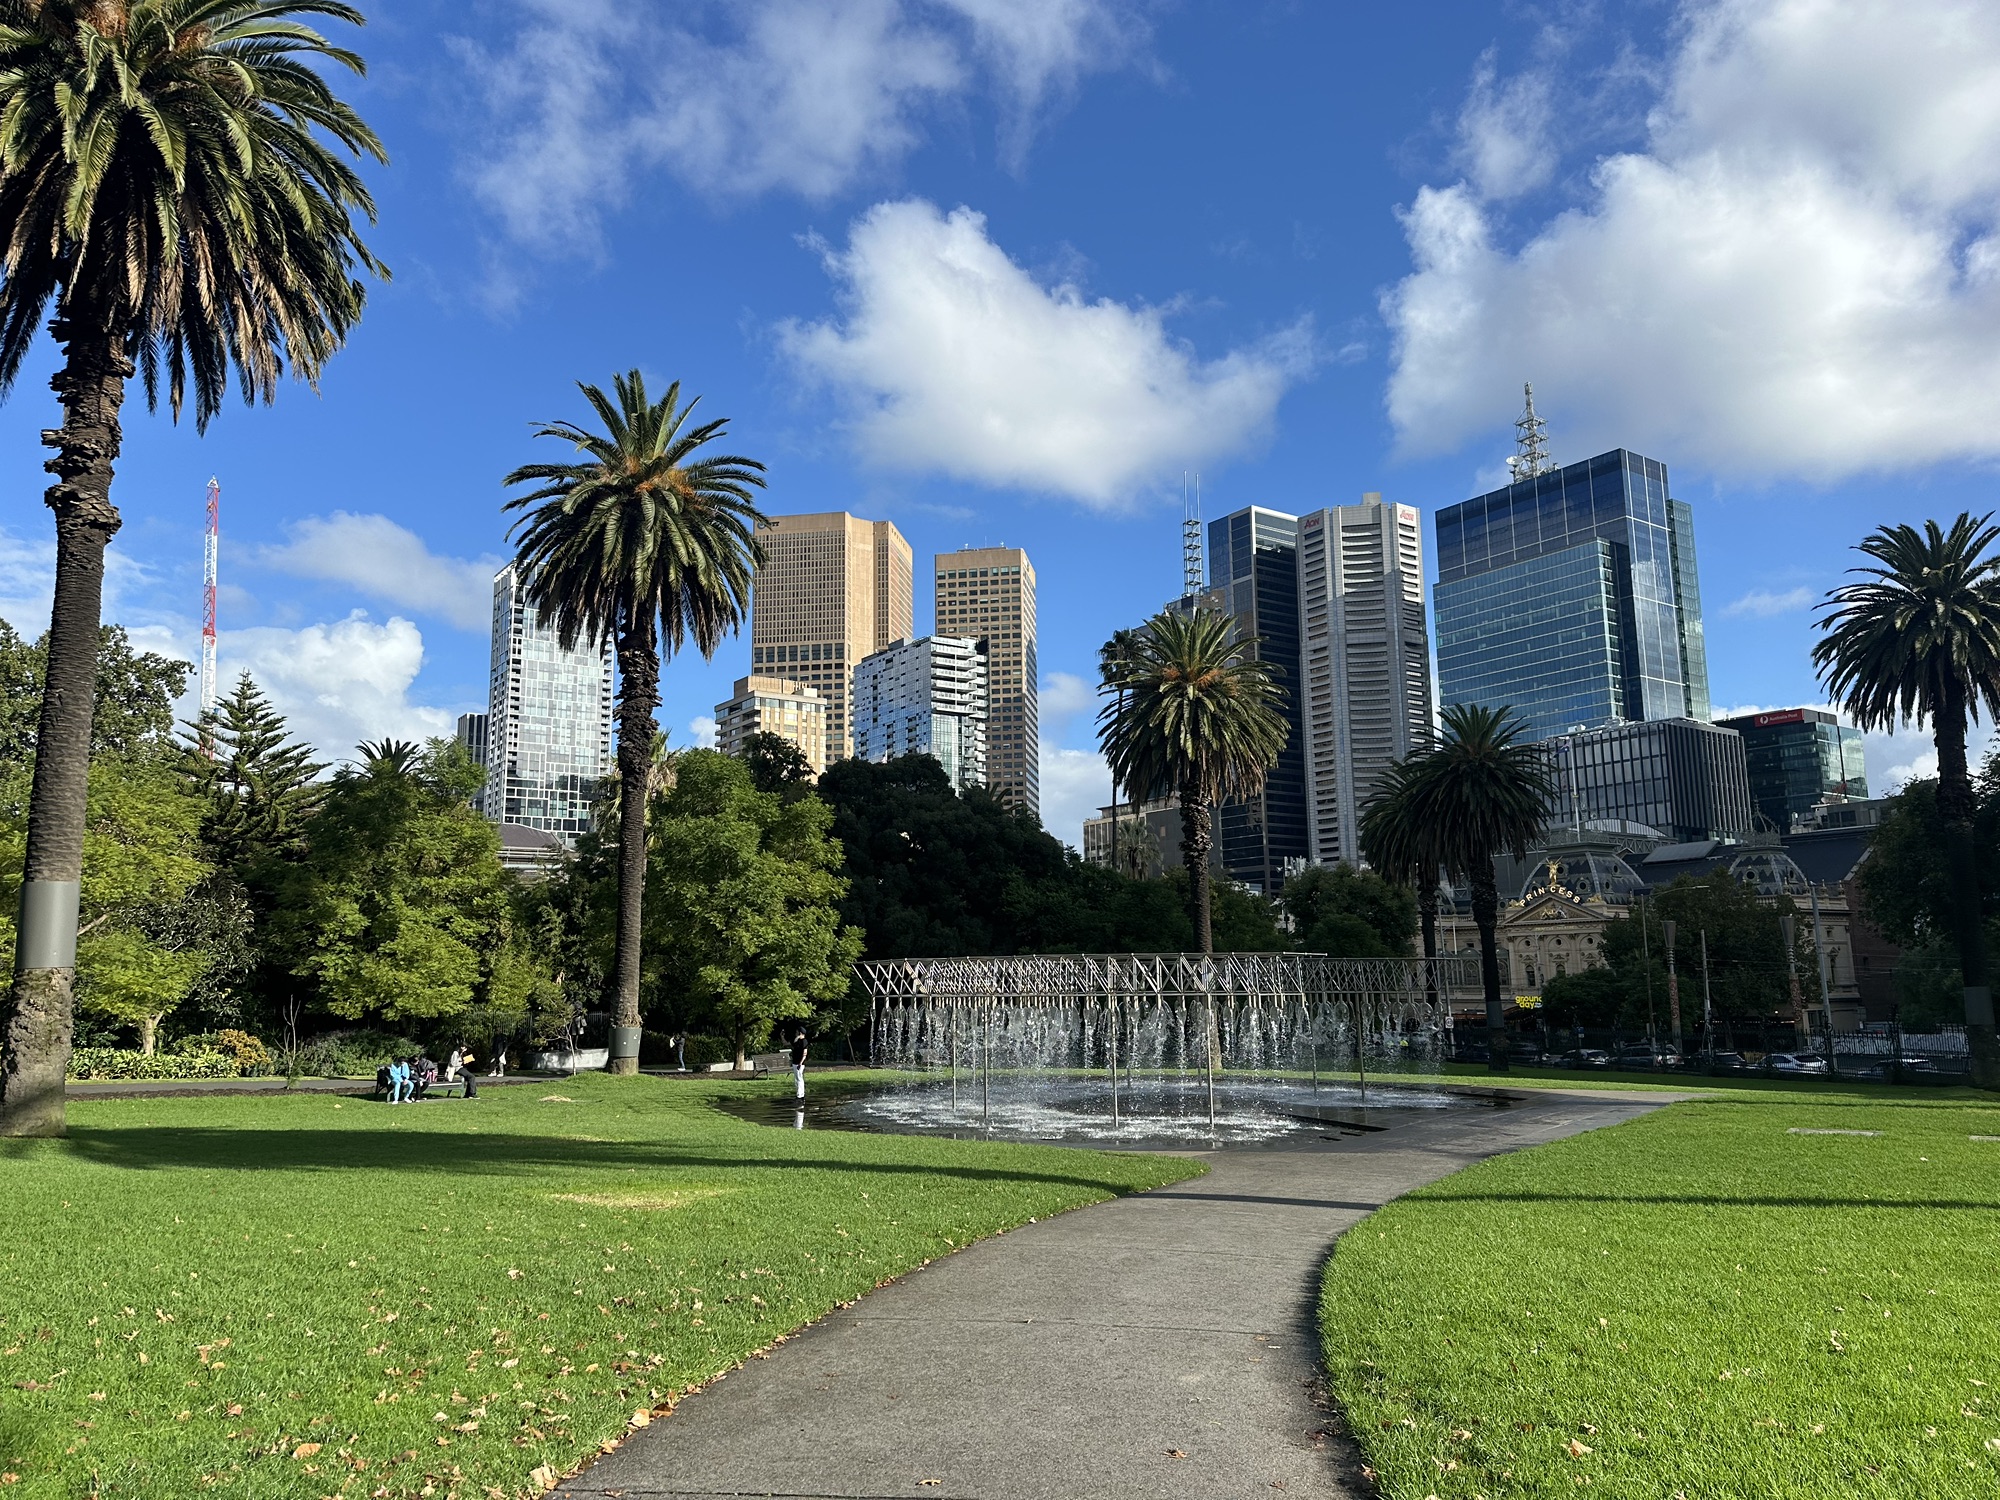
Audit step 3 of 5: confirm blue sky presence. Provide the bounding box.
[4,0,1999,848]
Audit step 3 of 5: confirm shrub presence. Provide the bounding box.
[173,1030,273,1076]
[684,1034,730,1069]
[67,1048,238,1081]
[281,1030,423,1079]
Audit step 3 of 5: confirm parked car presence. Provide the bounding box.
[1558,1048,1614,1069]
[1612,1049,1681,1071]
[1705,1051,1751,1072]
[1766,1052,1829,1075]
[1850,1055,1939,1081]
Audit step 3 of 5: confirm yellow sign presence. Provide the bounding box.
[1514,995,1543,1009]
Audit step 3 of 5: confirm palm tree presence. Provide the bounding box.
[505,371,768,1075]
[0,1,386,1138]
[1814,514,2000,1088]
[356,738,422,777]
[1096,627,1140,876]
[1397,704,1552,1072]
[1359,755,1444,1008]
[1098,609,1289,951]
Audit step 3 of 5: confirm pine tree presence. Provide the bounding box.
[185,674,325,881]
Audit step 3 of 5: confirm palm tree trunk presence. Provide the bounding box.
[1180,780,1214,953]
[1470,861,1508,1073]
[0,314,130,1139]
[607,616,659,1076]
[1933,694,1998,1087]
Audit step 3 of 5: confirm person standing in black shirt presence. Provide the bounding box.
[790,1028,809,1100]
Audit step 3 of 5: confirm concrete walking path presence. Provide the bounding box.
[564,1089,1690,1500]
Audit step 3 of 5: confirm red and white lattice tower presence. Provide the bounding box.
[201,476,220,716]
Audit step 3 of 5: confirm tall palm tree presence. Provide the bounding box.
[1359,755,1444,1008]
[0,1,386,1138]
[1098,609,1289,951]
[1096,627,1140,876]
[1814,514,2000,1088]
[1397,704,1551,1072]
[505,371,767,1075]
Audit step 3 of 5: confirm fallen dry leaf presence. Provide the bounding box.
[630,1409,651,1429]
[1566,1440,1593,1458]
[1166,1449,1188,1459]
[292,1443,322,1460]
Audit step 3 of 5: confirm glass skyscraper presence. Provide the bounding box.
[1714,707,1868,832]
[484,564,615,843]
[1207,506,1308,893]
[1434,449,1710,742]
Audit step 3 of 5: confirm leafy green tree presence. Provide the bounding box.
[1536,965,1632,1035]
[643,751,862,1067]
[1280,864,1417,958]
[505,370,768,1075]
[1397,704,1553,1072]
[1814,513,2000,1086]
[0,0,387,1137]
[740,730,815,799]
[0,619,192,761]
[1098,610,1290,951]
[1360,755,1445,1001]
[271,740,515,1025]
[1,755,218,1052]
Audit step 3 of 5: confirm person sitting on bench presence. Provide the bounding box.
[387,1060,413,1103]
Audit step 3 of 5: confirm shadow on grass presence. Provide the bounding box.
[13,1127,1156,1197]
[1413,1189,2000,1211]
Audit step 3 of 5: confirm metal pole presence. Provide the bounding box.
[1308,996,1319,1094]
[1700,929,1714,1068]
[1639,895,1657,1049]
[1663,919,1683,1062]
[1355,997,1367,1100]
[983,998,992,1132]
[950,1004,958,1111]
[1810,884,1838,1079]
[1780,913,1805,1059]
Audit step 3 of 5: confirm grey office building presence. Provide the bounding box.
[484,563,615,844]
[1544,717,1754,844]
[1207,506,1308,893]
[1714,707,1868,832]
[1434,450,1711,743]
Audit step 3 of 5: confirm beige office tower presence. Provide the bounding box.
[1296,495,1432,867]
[713,676,829,776]
[934,546,1037,817]
[750,513,913,758]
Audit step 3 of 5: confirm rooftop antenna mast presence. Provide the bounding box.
[201,476,220,725]
[1182,473,1204,598]
[1506,382,1554,481]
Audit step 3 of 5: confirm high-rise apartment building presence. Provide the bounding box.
[1714,707,1868,833]
[483,564,615,843]
[749,513,913,759]
[1295,496,1433,868]
[1205,507,1307,893]
[1433,449,1711,743]
[455,712,489,771]
[714,676,829,776]
[935,547,1037,817]
[851,635,988,793]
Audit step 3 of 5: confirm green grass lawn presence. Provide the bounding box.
[1321,1090,2000,1498]
[0,1072,1200,1499]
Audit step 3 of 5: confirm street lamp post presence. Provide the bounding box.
[1663,919,1684,1064]
[1700,928,1715,1068]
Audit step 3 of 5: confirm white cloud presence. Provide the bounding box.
[1721,585,1813,618]
[1385,0,2000,479]
[1454,49,1555,199]
[457,0,1145,251]
[1038,670,1096,731]
[1037,738,1110,851]
[0,525,53,631]
[780,200,1313,507]
[218,613,459,762]
[689,715,719,750]
[257,513,500,633]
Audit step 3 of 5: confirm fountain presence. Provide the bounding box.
[849,952,1478,1146]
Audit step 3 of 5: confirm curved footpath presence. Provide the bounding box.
[565,1087,1697,1500]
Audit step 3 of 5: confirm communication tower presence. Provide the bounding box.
[1506,383,1555,481]
[201,476,219,717]
[1181,473,1204,597]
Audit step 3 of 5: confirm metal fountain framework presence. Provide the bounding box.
[856,951,1478,1132]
